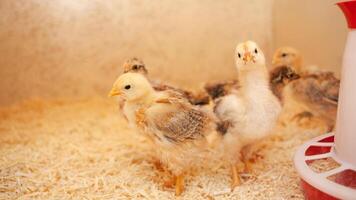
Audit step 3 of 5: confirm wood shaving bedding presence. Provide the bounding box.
[0,97,329,199]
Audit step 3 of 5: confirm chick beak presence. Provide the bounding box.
[108,87,122,97]
[243,52,254,63]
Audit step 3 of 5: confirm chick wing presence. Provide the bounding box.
[292,72,339,107]
[145,92,213,143]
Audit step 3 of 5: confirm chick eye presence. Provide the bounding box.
[254,48,258,54]
[281,53,287,57]
[132,65,138,70]
[238,53,241,58]
[124,85,131,90]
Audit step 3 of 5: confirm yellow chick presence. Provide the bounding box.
[108,73,217,196]
[272,47,303,74]
[272,47,339,131]
[122,58,210,106]
[212,41,282,190]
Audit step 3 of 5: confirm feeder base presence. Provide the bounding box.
[294,133,356,200]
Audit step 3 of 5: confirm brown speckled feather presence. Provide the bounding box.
[148,95,212,143]
[204,79,239,100]
[292,72,339,106]
[154,108,209,143]
[290,71,339,130]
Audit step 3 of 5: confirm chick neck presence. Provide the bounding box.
[127,89,156,107]
[238,65,271,99]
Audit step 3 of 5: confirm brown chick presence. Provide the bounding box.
[204,79,239,100]
[122,58,210,105]
[272,47,340,131]
[108,73,218,196]
[269,66,300,102]
[123,57,148,74]
[290,72,339,130]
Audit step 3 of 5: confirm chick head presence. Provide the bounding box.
[270,66,300,85]
[123,57,148,74]
[235,40,265,71]
[108,73,153,101]
[272,47,302,73]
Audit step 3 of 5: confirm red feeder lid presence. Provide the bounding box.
[338,1,356,29]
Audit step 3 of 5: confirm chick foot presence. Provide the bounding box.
[163,176,175,189]
[175,174,185,196]
[230,164,241,191]
[152,159,165,172]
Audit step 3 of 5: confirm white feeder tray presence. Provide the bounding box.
[294,133,356,199]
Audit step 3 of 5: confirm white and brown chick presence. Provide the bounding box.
[108,73,217,196]
[123,57,210,106]
[211,41,282,190]
[272,47,339,131]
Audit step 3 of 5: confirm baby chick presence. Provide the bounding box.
[272,47,303,74]
[289,72,339,131]
[269,66,300,102]
[108,73,217,196]
[123,57,148,74]
[212,41,282,189]
[122,58,210,106]
[272,47,339,131]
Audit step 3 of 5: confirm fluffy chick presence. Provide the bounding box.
[272,47,339,131]
[289,72,339,131]
[272,47,303,74]
[269,66,300,102]
[122,58,210,106]
[123,57,148,74]
[212,41,282,189]
[108,73,217,196]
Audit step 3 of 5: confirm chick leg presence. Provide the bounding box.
[241,146,253,174]
[175,174,185,196]
[230,164,241,191]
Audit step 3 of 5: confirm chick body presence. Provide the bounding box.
[212,41,281,189]
[109,73,216,195]
[272,47,339,130]
[216,67,281,156]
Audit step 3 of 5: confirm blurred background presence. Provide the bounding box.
[0,0,347,106]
